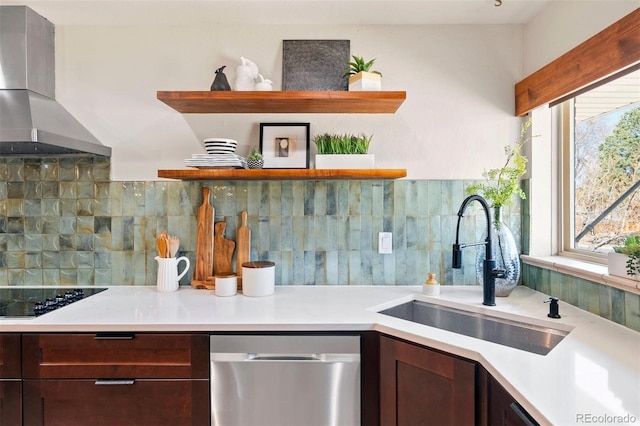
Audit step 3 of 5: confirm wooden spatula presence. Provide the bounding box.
[157,235,167,258]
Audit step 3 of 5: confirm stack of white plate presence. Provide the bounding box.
[185,154,247,169]
[204,138,238,155]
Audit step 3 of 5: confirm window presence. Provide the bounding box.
[561,69,640,259]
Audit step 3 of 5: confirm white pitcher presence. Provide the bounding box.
[155,256,190,293]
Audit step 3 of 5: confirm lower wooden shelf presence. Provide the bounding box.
[157,168,407,180]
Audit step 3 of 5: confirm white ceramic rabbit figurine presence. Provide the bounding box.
[255,74,273,91]
[235,57,259,91]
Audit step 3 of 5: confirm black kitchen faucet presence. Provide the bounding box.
[452,194,505,306]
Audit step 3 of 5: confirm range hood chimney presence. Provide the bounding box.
[0,6,111,157]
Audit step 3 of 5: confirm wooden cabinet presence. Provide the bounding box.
[22,333,208,379]
[23,379,209,426]
[379,335,476,426]
[0,334,21,379]
[22,333,210,426]
[486,374,538,426]
[0,334,21,426]
[0,381,21,426]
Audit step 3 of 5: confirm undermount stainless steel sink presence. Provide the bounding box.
[379,300,570,355]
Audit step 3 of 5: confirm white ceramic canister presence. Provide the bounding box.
[242,261,275,297]
[215,273,237,297]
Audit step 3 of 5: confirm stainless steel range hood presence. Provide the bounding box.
[0,6,111,157]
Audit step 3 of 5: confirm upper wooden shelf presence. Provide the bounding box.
[157,168,407,180]
[156,91,406,114]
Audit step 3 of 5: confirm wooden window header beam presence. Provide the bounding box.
[515,8,640,117]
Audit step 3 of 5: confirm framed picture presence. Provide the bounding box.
[259,123,310,169]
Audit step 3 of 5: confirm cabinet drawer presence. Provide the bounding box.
[22,333,209,379]
[23,379,209,426]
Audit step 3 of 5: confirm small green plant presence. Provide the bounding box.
[466,119,532,208]
[248,146,263,160]
[313,133,372,155]
[613,235,640,276]
[343,55,382,78]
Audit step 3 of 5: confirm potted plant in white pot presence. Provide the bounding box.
[313,132,374,169]
[343,55,382,91]
[608,235,640,281]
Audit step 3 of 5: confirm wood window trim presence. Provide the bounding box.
[515,8,640,117]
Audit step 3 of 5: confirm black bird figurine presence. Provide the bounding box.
[211,66,231,91]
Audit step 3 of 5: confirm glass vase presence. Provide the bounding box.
[475,207,520,297]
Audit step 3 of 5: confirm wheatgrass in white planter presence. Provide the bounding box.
[313,133,374,169]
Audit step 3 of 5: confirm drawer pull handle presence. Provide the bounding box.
[95,379,135,386]
[94,333,135,340]
[509,402,538,426]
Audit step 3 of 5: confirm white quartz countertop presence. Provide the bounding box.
[2,285,639,425]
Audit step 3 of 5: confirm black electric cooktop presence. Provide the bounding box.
[0,287,107,318]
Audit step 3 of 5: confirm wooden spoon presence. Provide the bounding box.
[157,235,167,258]
[169,236,180,258]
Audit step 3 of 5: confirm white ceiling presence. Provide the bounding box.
[0,0,555,26]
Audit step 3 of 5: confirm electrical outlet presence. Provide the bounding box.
[378,232,392,254]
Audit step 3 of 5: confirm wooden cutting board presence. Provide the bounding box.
[214,221,235,275]
[236,211,251,287]
[192,187,214,288]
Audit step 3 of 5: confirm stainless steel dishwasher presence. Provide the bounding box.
[210,334,360,426]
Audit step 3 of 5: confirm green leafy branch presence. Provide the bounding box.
[467,119,532,208]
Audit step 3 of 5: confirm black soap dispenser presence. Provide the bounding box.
[545,296,561,319]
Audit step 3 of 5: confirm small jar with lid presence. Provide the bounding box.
[215,273,237,297]
[242,261,275,297]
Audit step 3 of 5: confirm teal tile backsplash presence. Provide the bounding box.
[0,157,523,289]
[522,264,640,332]
[3,157,640,331]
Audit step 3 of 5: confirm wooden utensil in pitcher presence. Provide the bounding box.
[157,235,168,258]
[169,236,180,258]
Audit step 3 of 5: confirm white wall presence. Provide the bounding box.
[523,2,638,76]
[52,3,636,182]
[54,23,525,181]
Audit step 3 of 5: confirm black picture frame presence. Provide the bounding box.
[259,123,310,169]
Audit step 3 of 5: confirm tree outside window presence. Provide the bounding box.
[571,71,640,253]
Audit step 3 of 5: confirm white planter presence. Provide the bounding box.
[315,154,375,169]
[607,252,640,281]
[348,72,382,91]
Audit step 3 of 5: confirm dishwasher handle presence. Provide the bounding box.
[247,353,321,361]
[210,352,359,363]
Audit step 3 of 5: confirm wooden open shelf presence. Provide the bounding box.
[156,91,406,114]
[157,168,407,180]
